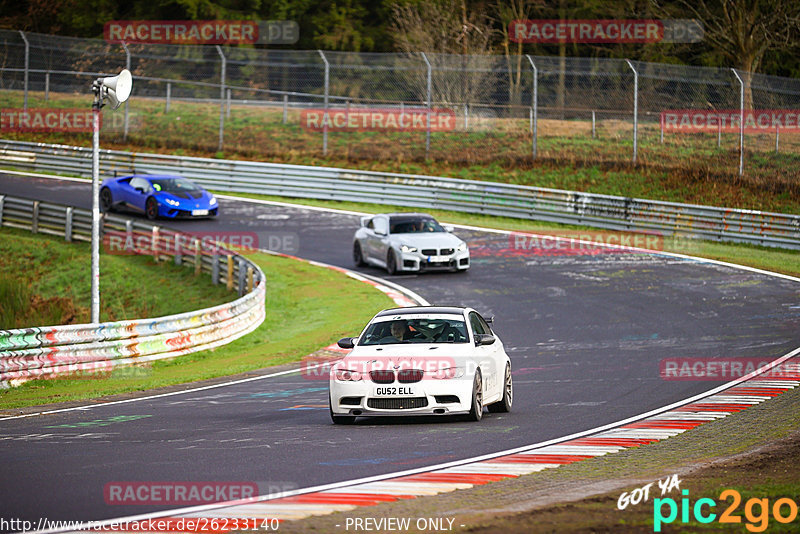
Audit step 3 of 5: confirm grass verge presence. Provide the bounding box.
[0,231,395,408]
[0,226,233,328]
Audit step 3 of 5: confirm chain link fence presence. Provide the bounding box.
[2,29,800,180]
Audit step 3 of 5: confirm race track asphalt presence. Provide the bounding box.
[1,172,798,524]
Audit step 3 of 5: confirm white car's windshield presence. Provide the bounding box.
[359,318,468,345]
[389,216,445,234]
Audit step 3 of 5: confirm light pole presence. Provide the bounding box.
[90,69,132,324]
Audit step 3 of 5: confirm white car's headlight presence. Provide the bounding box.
[457,242,468,252]
[334,369,363,381]
[400,244,418,254]
[165,198,180,206]
[430,367,465,379]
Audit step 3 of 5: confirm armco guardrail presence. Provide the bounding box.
[0,194,266,386]
[1,139,798,250]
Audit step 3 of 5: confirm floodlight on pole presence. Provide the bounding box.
[90,69,132,324]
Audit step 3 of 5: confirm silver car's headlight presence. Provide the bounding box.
[457,242,468,252]
[400,244,418,254]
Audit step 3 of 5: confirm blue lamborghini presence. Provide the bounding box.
[99,174,218,220]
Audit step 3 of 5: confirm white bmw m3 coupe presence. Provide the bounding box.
[329,306,512,424]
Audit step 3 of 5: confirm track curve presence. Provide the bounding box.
[1,171,799,524]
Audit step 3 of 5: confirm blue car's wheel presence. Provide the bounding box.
[100,188,113,213]
[145,197,159,220]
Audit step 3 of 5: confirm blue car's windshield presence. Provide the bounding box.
[359,318,468,345]
[150,177,201,193]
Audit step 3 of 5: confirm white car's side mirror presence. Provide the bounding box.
[475,334,496,346]
[337,337,356,349]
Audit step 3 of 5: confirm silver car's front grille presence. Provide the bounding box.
[421,248,455,256]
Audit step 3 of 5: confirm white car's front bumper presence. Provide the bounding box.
[330,376,473,417]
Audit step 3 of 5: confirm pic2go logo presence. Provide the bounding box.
[654,489,800,532]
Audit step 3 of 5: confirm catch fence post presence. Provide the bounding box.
[731,69,745,176]
[318,50,330,156]
[216,46,227,152]
[420,52,432,158]
[19,31,29,111]
[525,55,538,159]
[122,42,131,140]
[625,59,638,164]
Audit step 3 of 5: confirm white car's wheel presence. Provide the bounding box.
[329,395,356,425]
[467,369,483,422]
[488,363,512,413]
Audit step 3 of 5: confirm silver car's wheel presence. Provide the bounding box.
[386,249,397,275]
[353,242,366,267]
[467,370,483,422]
[488,364,512,413]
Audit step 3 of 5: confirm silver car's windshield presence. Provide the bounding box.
[389,216,444,234]
[359,318,468,345]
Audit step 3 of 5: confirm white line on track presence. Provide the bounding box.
[30,345,800,534]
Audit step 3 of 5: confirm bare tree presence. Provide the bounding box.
[655,0,800,108]
[390,0,496,106]
[493,0,537,108]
